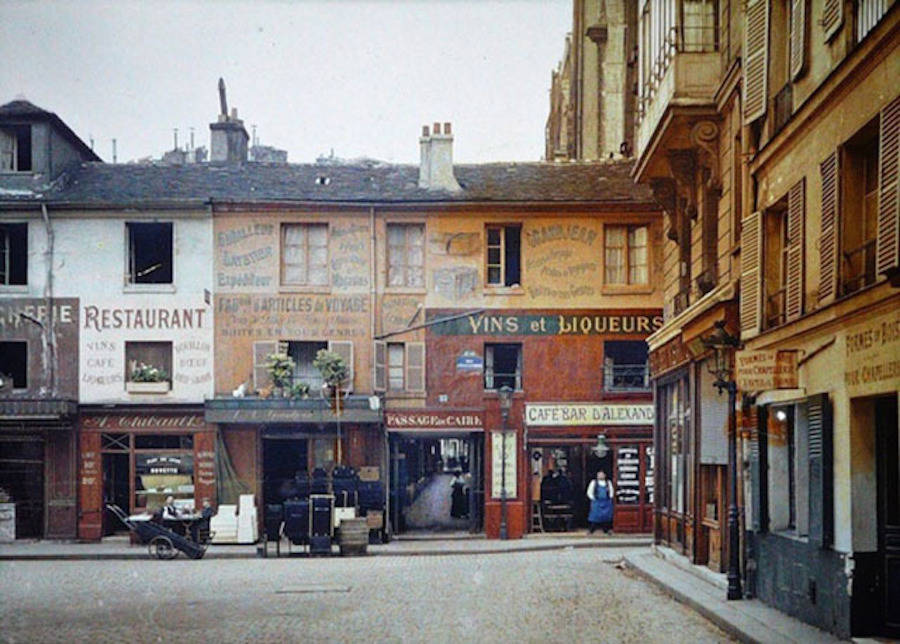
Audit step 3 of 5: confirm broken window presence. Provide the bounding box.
[0,341,27,389]
[387,223,425,288]
[605,225,649,285]
[0,223,27,285]
[484,343,521,391]
[282,223,328,287]
[125,341,172,384]
[287,341,328,391]
[127,222,173,284]
[0,125,31,172]
[485,225,521,287]
[603,341,650,391]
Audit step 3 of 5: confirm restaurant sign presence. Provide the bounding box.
[525,403,654,426]
[386,410,484,432]
[735,350,799,391]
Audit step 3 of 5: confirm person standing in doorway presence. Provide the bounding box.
[587,470,614,534]
[450,470,468,519]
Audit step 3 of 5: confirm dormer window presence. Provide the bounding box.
[0,125,32,172]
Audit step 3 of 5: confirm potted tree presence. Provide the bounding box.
[126,362,170,394]
[265,352,295,397]
[313,349,349,395]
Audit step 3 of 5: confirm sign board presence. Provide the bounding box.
[525,403,654,427]
[455,350,483,373]
[429,312,663,336]
[615,446,640,505]
[844,308,900,397]
[735,350,799,391]
[491,431,517,499]
[385,410,483,433]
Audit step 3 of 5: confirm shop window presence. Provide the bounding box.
[134,451,194,511]
[125,341,172,385]
[840,118,879,296]
[603,341,650,391]
[1,223,27,285]
[485,225,521,287]
[767,405,808,535]
[387,223,424,288]
[0,341,27,389]
[101,433,130,451]
[134,434,193,450]
[763,196,789,329]
[0,125,31,172]
[659,376,689,515]
[286,340,327,392]
[484,343,521,391]
[604,225,648,285]
[281,223,328,287]
[126,222,173,285]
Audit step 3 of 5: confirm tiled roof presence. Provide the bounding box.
[5,159,652,206]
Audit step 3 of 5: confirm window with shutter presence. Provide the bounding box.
[818,151,839,303]
[806,393,833,548]
[253,341,278,391]
[743,0,769,124]
[406,343,425,392]
[822,0,843,41]
[328,340,354,392]
[785,179,805,321]
[877,95,900,277]
[789,0,807,80]
[740,211,763,337]
[373,341,386,392]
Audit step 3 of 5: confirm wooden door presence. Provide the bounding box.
[45,431,76,538]
[876,395,899,637]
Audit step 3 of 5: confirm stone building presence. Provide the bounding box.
[631,0,899,638]
[545,0,638,161]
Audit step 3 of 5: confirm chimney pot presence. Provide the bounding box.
[422,125,430,137]
[231,107,238,120]
[418,121,460,192]
[444,122,452,135]
[433,122,441,135]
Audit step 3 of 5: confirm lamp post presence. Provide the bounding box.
[702,320,742,600]
[497,385,513,540]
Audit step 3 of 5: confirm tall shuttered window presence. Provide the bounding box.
[743,0,769,124]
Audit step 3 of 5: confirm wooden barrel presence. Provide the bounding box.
[338,518,369,556]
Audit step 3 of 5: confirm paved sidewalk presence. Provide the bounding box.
[625,546,843,643]
[0,532,650,560]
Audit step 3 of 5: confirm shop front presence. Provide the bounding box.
[78,408,216,540]
[525,402,654,533]
[385,409,485,535]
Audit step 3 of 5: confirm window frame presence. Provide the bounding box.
[483,342,522,391]
[484,224,522,289]
[0,340,28,390]
[386,222,426,291]
[387,342,405,391]
[124,341,173,387]
[0,222,28,288]
[603,224,651,290]
[124,221,175,292]
[280,221,330,291]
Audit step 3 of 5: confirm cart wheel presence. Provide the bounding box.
[149,536,177,560]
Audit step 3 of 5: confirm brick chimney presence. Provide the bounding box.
[210,78,249,163]
[418,121,461,192]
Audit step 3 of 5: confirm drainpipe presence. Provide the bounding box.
[41,203,56,397]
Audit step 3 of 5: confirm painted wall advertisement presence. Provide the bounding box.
[734,350,799,391]
[491,431,517,499]
[843,307,900,396]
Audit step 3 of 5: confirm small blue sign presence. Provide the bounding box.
[456,350,483,372]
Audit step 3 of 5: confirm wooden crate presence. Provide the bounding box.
[366,510,383,528]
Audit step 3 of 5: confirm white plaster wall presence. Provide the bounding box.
[0,214,47,298]
[51,214,214,404]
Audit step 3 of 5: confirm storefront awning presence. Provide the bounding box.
[205,396,381,425]
[0,398,78,426]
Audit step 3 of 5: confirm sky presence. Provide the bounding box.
[0,0,571,164]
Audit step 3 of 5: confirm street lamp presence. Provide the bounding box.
[497,384,513,540]
[702,319,742,601]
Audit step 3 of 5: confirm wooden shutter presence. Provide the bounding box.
[790,0,807,80]
[252,341,277,391]
[807,393,833,547]
[818,151,839,303]
[373,341,386,392]
[822,0,843,42]
[328,340,354,391]
[740,211,763,337]
[785,179,806,321]
[743,0,769,124]
[876,95,900,277]
[405,342,425,392]
[749,406,768,532]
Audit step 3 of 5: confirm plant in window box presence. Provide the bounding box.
[265,352,295,397]
[289,382,310,400]
[126,362,170,394]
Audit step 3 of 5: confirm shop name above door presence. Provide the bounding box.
[83,414,206,430]
[386,410,484,432]
[430,312,663,336]
[525,403,655,426]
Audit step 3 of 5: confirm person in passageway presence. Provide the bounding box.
[586,470,614,534]
[450,470,468,519]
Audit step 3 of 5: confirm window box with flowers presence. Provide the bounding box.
[126,362,171,394]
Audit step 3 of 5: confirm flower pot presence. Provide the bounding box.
[126,381,170,394]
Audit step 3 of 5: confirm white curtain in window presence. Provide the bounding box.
[605,226,626,284]
[307,224,328,286]
[0,130,15,171]
[388,343,405,390]
[283,225,308,285]
[629,226,649,284]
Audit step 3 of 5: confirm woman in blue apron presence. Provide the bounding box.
[587,470,615,534]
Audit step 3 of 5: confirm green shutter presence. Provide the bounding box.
[807,393,833,547]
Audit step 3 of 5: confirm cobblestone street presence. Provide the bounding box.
[0,548,732,643]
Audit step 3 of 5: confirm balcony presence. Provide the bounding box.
[634,14,720,181]
[603,364,651,392]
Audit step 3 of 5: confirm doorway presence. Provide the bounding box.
[102,453,130,535]
[263,438,309,506]
[0,433,43,538]
[875,394,899,637]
